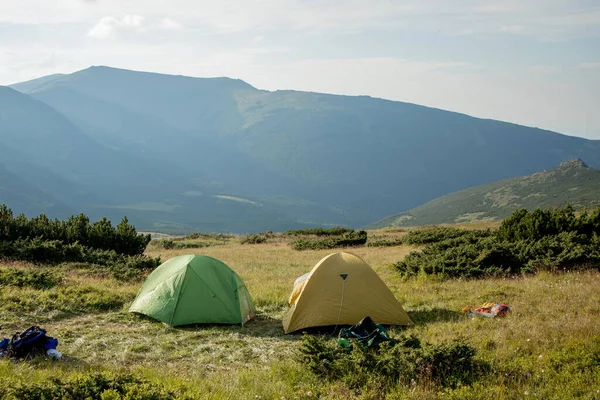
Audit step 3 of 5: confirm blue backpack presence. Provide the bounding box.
[6,326,58,359]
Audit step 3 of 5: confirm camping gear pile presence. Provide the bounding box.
[338,316,397,349]
[463,302,511,318]
[0,326,61,360]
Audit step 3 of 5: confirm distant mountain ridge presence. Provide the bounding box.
[369,158,600,228]
[3,65,600,232]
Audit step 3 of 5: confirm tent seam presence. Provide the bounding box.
[189,265,240,322]
[169,268,187,326]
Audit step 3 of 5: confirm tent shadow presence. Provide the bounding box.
[408,308,462,325]
[169,314,297,340]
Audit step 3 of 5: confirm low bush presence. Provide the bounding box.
[155,239,214,250]
[240,231,275,244]
[366,238,403,247]
[396,207,600,279]
[0,205,150,256]
[291,230,368,251]
[1,372,190,400]
[284,227,354,236]
[240,234,267,244]
[401,227,492,245]
[183,232,233,241]
[0,239,160,281]
[299,334,483,392]
[0,268,62,289]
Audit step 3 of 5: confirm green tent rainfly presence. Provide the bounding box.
[129,254,256,326]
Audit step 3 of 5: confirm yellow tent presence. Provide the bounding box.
[283,252,412,333]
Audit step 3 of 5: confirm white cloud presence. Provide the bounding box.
[88,15,184,38]
[528,65,562,74]
[578,62,600,69]
[88,15,146,39]
[159,18,182,30]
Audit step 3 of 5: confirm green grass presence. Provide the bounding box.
[1,232,599,399]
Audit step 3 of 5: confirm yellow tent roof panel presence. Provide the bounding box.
[283,252,412,333]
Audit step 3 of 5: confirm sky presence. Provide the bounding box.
[0,0,599,139]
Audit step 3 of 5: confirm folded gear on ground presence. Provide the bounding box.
[338,316,397,349]
[463,302,511,318]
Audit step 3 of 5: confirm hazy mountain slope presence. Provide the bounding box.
[25,77,314,199]
[369,158,600,228]
[233,90,600,219]
[0,163,71,217]
[10,66,600,230]
[0,86,186,201]
[18,66,254,133]
[0,85,338,231]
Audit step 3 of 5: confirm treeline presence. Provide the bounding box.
[284,227,354,236]
[291,230,368,250]
[396,207,600,279]
[0,205,150,256]
[0,205,158,277]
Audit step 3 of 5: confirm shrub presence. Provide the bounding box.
[240,234,267,244]
[0,205,150,256]
[2,372,189,400]
[366,238,403,247]
[402,227,492,245]
[0,268,62,289]
[284,227,354,236]
[240,231,275,244]
[183,232,233,240]
[298,334,483,392]
[396,207,600,279]
[291,230,368,251]
[0,238,160,282]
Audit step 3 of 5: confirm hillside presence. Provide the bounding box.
[6,66,600,232]
[0,164,71,217]
[369,158,600,228]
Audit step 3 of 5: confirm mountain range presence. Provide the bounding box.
[368,158,600,228]
[2,66,600,232]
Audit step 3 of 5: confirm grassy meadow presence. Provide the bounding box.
[1,229,599,399]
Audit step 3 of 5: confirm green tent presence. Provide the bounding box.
[129,254,255,326]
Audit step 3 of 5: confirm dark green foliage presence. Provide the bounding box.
[291,230,368,251]
[0,238,160,271]
[366,238,404,247]
[240,234,266,244]
[496,206,600,241]
[0,205,151,256]
[155,240,212,250]
[240,231,275,244]
[402,227,492,245]
[154,232,233,250]
[284,227,354,236]
[1,372,189,400]
[0,268,62,289]
[0,206,158,279]
[396,207,600,279]
[183,232,234,240]
[299,334,482,392]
